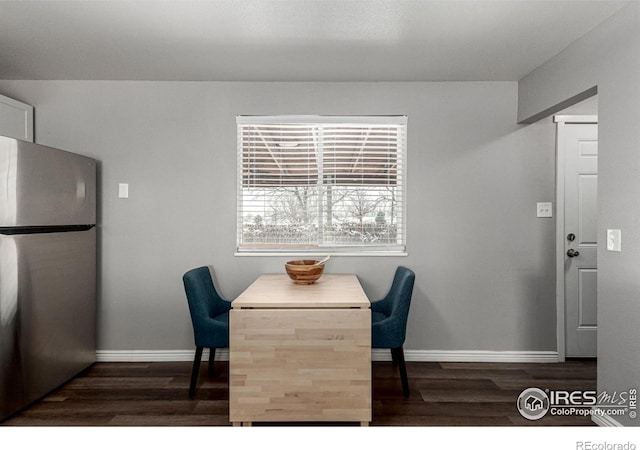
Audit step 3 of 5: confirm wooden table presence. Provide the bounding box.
[229,274,372,426]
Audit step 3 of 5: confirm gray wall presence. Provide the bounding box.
[519,2,640,426]
[0,80,558,354]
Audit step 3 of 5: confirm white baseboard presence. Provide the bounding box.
[401,349,558,363]
[592,413,624,427]
[374,349,557,362]
[96,349,558,363]
[96,349,229,362]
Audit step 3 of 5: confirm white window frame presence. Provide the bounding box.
[235,115,407,256]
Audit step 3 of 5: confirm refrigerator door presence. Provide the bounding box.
[0,136,96,227]
[0,228,96,420]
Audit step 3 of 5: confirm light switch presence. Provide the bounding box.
[537,202,552,218]
[118,183,129,199]
[607,229,621,252]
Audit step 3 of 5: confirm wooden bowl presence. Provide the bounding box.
[285,259,324,285]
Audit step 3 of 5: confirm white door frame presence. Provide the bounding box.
[554,115,598,362]
[0,93,34,142]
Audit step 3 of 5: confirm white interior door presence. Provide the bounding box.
[562,121,598,358]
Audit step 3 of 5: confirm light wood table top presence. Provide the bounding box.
[232,273,370,309]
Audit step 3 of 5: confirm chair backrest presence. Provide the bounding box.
[384,265,415,335]
[183,266,228,327]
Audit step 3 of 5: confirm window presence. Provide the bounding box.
[237,115,407,254]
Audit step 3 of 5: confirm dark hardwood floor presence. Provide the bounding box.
[2,359,596,426]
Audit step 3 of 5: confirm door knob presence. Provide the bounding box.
[567,249,580,258]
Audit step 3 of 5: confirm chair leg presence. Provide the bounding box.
[208,348,216,376]
[395,346,409,398]
[391,348,398,368]
[189,347,203,397]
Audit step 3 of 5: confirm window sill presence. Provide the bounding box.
[234,251,408,257]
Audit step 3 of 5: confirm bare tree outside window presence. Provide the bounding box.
[348,189,383,226]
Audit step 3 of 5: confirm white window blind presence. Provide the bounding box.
[237,115,407,254]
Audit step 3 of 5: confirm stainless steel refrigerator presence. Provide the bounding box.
[0,135,96,421]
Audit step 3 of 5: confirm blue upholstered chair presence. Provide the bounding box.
[371,266,415,397]
[183,266,232,397]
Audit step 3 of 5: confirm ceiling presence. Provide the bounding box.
[0,0,630,82]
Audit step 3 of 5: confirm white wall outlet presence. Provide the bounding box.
[607,229,621,252]
[536,202,553,218]
[118,183,129,199]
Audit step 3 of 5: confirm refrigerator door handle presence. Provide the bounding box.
[0,225,95,235]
